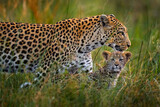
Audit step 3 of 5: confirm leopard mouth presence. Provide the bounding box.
[107,43,123,51]
[115,45,123,51]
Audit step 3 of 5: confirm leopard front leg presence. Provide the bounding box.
[31,53,61,87]
[20,67,50,88]
[20,65,59,88]
[20,66,51,89]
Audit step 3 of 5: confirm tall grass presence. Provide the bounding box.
[0,0,160,106]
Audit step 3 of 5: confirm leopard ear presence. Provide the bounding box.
[123,51,132,61]
[100,14,113,29]
[102,51,111,60]
[109,14,115,18]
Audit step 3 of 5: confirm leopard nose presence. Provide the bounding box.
[127,44,131,48]
[127,42,131,48]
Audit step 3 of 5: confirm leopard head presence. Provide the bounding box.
[100,14,131,51]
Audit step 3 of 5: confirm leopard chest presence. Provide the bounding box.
[59,52,93,73]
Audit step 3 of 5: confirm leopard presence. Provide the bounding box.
[89,51,132,88]
[0,14,131,87]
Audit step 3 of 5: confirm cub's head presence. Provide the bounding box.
[100,14,131,51]
[102,51,132,73]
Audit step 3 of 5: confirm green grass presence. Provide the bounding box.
[0,0,160,106]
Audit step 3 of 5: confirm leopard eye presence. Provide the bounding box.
[119,27,125,31]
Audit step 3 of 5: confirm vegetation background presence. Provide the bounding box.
[0,0,160,106]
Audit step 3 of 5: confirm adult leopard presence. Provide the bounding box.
[0,14,131,86]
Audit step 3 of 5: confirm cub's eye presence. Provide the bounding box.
[111,58,115,61]
[119,58,123,61]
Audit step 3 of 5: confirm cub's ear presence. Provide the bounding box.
[123,51,132,61]
[102,51,111,60]
[100,14,114,29]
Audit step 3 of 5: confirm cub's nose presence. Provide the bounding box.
[115,64,119,66]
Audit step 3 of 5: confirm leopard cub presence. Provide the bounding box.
[89,51,132,88]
